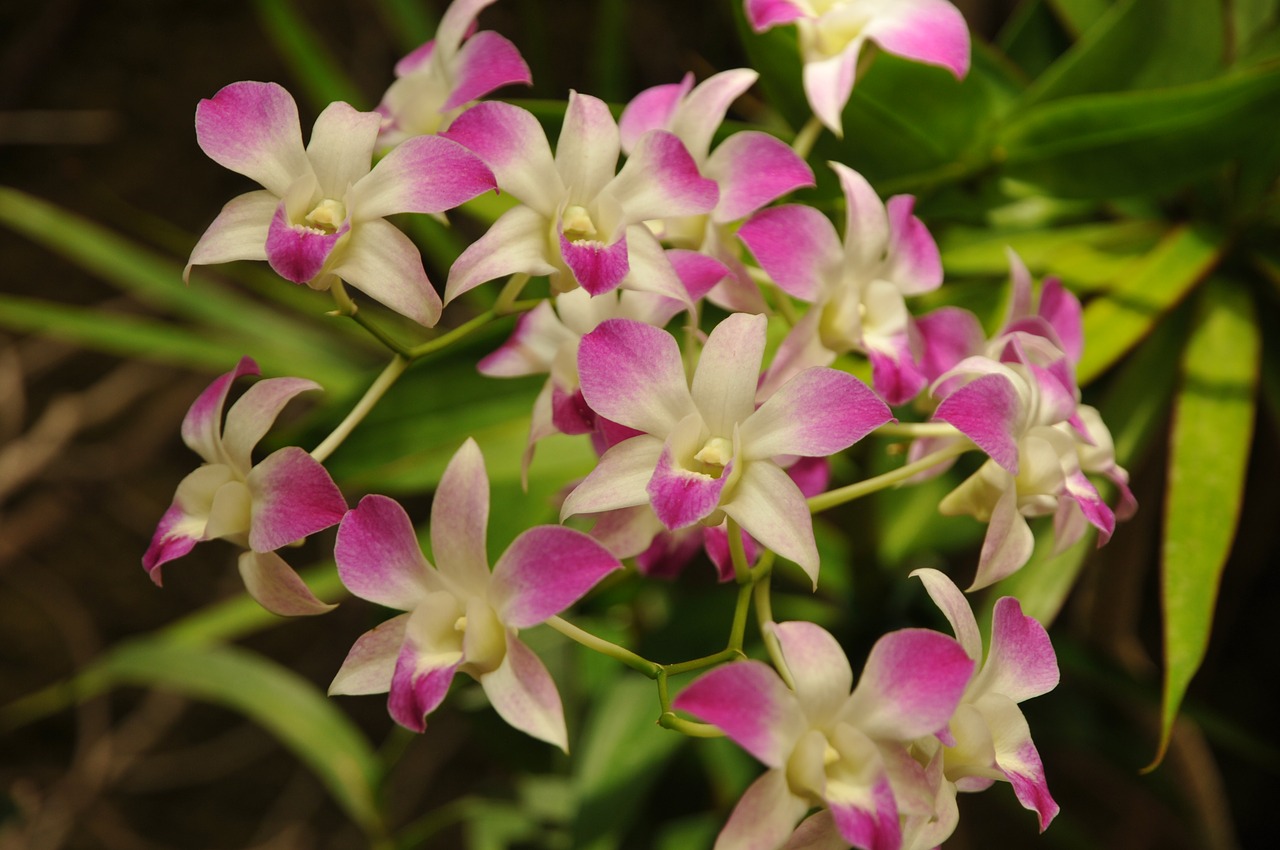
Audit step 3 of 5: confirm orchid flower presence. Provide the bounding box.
[619,69,815,312]
[442,92,719,305]
[330,439,621,749]
[674,621,974,850]
[740,162,942,404]
[560,312,891,583]
[187,81,496,326]
[142,357,347,616]
[911,568,1060,831]
[376,0,532,149]
[744,0,970,135]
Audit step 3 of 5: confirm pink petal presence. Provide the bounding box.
[607,130,719,222]
[222,376,321,472]
[757,311,837,401]
[329,613,410,695]
[141,502,200,583]
[559,231,630,296]
[556,92,621,203]
[674,661,803,767]
[978,596,1059,702]
[1038,278,1083,361]
[934,372,1022,473]
[667,248,729,302]
[772,621,853,723]
[739,204,841,302]
[443,30,532,111]
[803,46,860,136]
[264,202,346,284]
[868,340,929,407]
[865,0,971,80]
[722,461,819,586]
[702,522,760,582]
[910,568,982,662]
[445,204,559,304]
[561,435,664,519]
[831,163,889,272]
[305,101,379,198]
[577,319,693,435]
[619,226,696,305]
[181,356,259,462]
[388,638,461,733]
[335,494,435,610]
[480,634,568,750]
[715,770,810,850]
[354,134,496,219]
[668,69,760,162]
[692,312,767,437]
[442,101,562,215]
[430,438,492,595]
[618,73,693,153]
[237,549,336,616]
[746,0,811,31]
[884,194,943,295]
[743,368,891,460]
[195,81,309,196]
[1064,470,1115,543]
[328,218,443,327]
[971,486,1036,590]
[477,301,572,377]
[647,437,731,530]
[915,306,984,384]
[246,447,347,552]
[828,777,901,850]
[393,40,435,77]
[435,0,494,55]
[976,693,1059,830]
[185,190,274,281]
[490,526,620,627]
[708,131,814,224]
[844,628,974,741]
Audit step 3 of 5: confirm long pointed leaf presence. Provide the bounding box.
[1153,277,1260,766]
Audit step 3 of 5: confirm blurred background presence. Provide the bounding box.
[2,1,1277,848]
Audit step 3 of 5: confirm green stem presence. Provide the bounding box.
[544,616,660,677]
[494,273,530,315]
[727,582,753,653]
[792,114,823,160]
[658,712,725,737]
[664,647,741,677]
[753,573,795,690]
[873,421,961,439]
[726,518,750,584]
[807,440,972,514]
[311,355,408,463]
[329,278,412,358]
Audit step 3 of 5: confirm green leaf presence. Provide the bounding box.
[253,0,366,111]
[373,0,437,53]
[1000,64,1280,199]
[88,640,383,833]
[1023,0,1224,108]
[1077,224,1223,384]
[571,677,685,850]
[1153,276,1260,767]
[588,0,628,103]
[998,0,1073,80]
[1233,0,1280,61]
[1045,0,1112,36]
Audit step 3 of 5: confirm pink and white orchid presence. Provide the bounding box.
[375,0,532,149]
[142,357,347,616]
[560,312,891,583]
[619,69,815,312]
[911,568,1060,831]
[741,162,942,404]
[330,439,621,749]
[674,621,974,850]
[187,81,496,326]
[442,92,719,304]
[744,0,970,135]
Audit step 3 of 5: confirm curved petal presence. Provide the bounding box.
[884,194,943,295]
[773,621,853,724]
[185,190,274,280]
[435,0,496,55]
[970,487,1035,590]
[329,218,442,326]
[246,446,347,552]
[1038,278,1083,361]
[977,692,1059,830]
[477,301,573,377]
[181,357,259,463]
[560,435,663,519]
[238,549,336,616]
[708,131,814,224]
[559,231,630,296]
[843,628,973,741]
[618,74,692,153]
[481,634,568,751]
[693,312,767,437]
[306,101,379,198]
[827,770,901,850]
[757,310,837,401]
[443,30,532,111]
[442,101,562,215]
[916,306,984,384]
[803,44,861,136]
[445,205,559,303]
[743,367,891,460]
[354,134,495,220]
[578,319,693,435]
[722,461,819,586]
[738,204,840,302]
[329,612,410,695]
[335,494,435,610]
[669,69,759,163]
[265,202,346,284]
[714,769,810,850]
[674,661,803,767]
[608,130,719,222]
[195,81,309,196]
[830,162,889,272]
[430,438,492,595]
[648,422,731,530]
[388,633,461,733]
[667,249,730,303]
[141,502,201,582]
[934,372,1022,474]
[864,0,971,79]
[746,0,811,31]
[556,92,620,203]
[619,225,695,305]
[490,526,621,627]
[977,596,1059,702]
[909,568,981,662]
[222,376,321,471]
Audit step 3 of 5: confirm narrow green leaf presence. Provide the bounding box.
[1023,0,1223,108]
[93,640,384,832]
[588,0,628,104]
[1153,277,1260,767]
[998,0,1073,80]
[373,0,437,53]
[1045,0,1111,36]
[572,677,684,850]
[1000,64,1280,199]
[253,0,366,111]
[1077,224,1223,384]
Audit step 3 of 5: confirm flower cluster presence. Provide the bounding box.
[145,1,1138,847]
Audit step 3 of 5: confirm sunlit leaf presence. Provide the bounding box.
[1153,276,1260,767]
[1077,224,1223,384]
